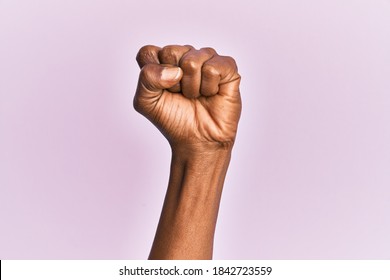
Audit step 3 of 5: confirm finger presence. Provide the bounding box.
[201,55,241,98]
[179,47,216,98]
[158,45,193,92]
[200,62,220,97]
[136,45,161,68]
[158,45,193,65]
[133,64,183,114]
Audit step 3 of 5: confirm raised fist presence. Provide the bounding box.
[134,45,241,150]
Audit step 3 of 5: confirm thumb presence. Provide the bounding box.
[134,64,182,113]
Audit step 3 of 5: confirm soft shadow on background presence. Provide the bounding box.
[1,0,390,259]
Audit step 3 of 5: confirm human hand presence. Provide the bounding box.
[134,45,241,151]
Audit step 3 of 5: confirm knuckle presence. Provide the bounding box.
[200,47,216,55]
[159,45,193,64]
[158,45,177,61]
[220,55,239,73]
[137,45,154,58]
[180,56,199,71]
[136,45,160,65]
[202,63,219,78]
[138,45,155,54]
[222,55,237,66]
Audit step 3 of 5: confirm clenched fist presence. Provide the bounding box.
[134,45,241,151]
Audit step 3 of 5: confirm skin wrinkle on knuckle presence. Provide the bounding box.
[159,45,193,65]
[226,56,239,74]
[180,48,207,69]
[200,47,216,56]
[202,64,219,79]
[180,57,199,73]
[136,45,151,60]
[180,50,218,98]
[158,47,176,63]
[137,45,161,66]
[209,56,238,82]
[200,67,219,96]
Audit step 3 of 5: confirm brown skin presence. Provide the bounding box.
[134,45,241,259]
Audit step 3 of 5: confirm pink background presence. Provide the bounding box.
[1,0,390,259]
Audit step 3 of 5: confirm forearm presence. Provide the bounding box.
[148,145,232,260]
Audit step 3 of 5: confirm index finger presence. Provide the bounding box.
[136,45,161,68]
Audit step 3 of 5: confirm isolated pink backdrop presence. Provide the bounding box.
[1,0,390,259]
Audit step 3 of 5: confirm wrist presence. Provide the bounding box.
[169,142,232,200]
[171,143,232,171]
[170,140,234,158]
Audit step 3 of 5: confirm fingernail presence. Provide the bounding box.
[161,67,181,81]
